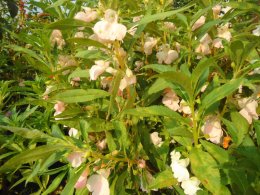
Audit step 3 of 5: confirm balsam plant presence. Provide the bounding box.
[0,0,260,194]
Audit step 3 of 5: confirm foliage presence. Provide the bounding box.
[0,0,260,194]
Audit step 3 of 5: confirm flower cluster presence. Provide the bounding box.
[170,150,201,195]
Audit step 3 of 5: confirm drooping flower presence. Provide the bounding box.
[74,7,98,23]
[50,30,65,49]
[201,116,223,144]
[252,25,260,36]
[195,33,212,56]
[86,171,110,195]
[67,152,85,168]
[179,100,192,115]
[192,16,205,31]
[181,177,201,195]
[119,68,136,91]
[170,150,190,182]
[162,89,180,111]
[156,44,178,64]
[212,5,221,19]
[238,98,258,124]
[97,139,107,150]
[212,38,224,49]
[150,132,163,147]
[75,169,89,189]
[68,128,79,138]
[143,37,157,55]
[217,24,232,42]
[89,60,110,80]
[134,61,144,71]
[93,9,127,42]
[54,101,65,116]
[70,77,81,87]
[75,31,84,38]
[138,159,146,169]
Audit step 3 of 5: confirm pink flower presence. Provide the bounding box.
[212,38,223,48]
[144,37,157,55]
[195,33,212,56]
[164,22,176,31]
[50,30,65,49]
[75,169,89,189]
[87,172,110,195]
[212,5,221,19]
[162,89,180,111]
[67,152,85,168]
[97,139,107,150]
[238,98,258,124]
[54,101,65,116]
[74,7,97,23]
[217,24,232,42]
[89,60,110,80]
[119,68,136,91]
[201,116,223,144]
[138,159,146,169]
[156,44,178,64]
[192,16,205,31]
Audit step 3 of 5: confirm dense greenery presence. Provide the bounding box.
[0,0,259,194]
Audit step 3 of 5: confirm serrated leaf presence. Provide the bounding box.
[148,168,176,189]
[201,78,243,111]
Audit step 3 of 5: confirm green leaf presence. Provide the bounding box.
[47,0,69,8]
[142,64,176,73]
[61,166,87,195]
[230,111,249,144]
[67,38,106,48]
[222,118,239,146]
[136,3,195,26]
[154,71,192,101]
[113,121,130,150]
[123,106,189,124]
[68,68,89,81]
[81,118,114,133]
[0,145,70,173]
[46,19,91,30]
[254,120,260,146]
[201,78,243,111]
[105,131,117,152]
[167,126,193,138]
[148,168,176,189]
[0,125,53,140]
[190,148,223,194]
[42,171,67,195]
[52,89,110,103]
[200,140,229,164]
[230,40,244,66]
[75,50,107,60]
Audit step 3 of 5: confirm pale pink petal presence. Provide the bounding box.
[192,16,206,31]
[87,174,110,195]
[67,152,84,168]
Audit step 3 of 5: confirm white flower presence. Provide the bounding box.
[181,177,201,195]
[97,139,107,150]
[67,152,85,168]
[144,37,157,55]
[150,132,163,147]
[50,30,65,49]
[89,60,110,80]
[195,33,212,56]
[93,9,127,42]
[238,98,258,124]
[179,100,191,115]
[119,68,136,91]
[170,150,190,182]
[162,89,180,111]
[252,25,260,36]
[87,173,110,195]
[217,24,232,42]
[134,61,144,71]
[74,7,97,23]
[69,128,79,138]
[156,44,178,64]
[201,116,223,144]
[192,16,205,31]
